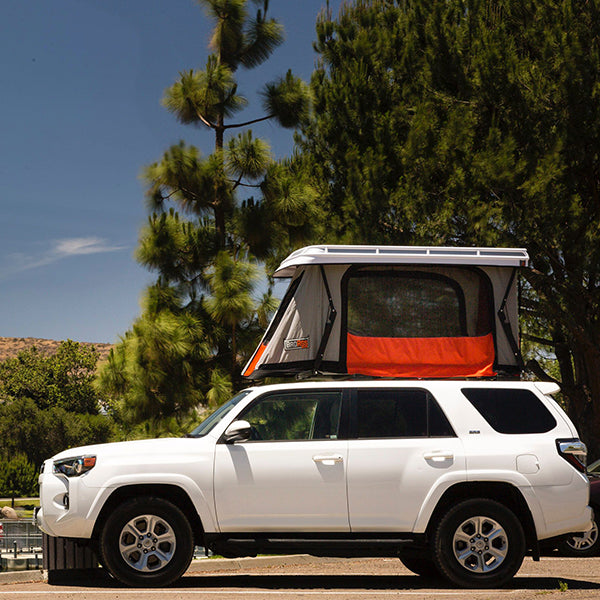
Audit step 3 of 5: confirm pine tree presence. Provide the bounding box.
[298,0,600,455]
[98,0,316,425]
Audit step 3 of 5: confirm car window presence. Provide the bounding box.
[239,391,343,441]
[356,389,455,438]
[187,391,251,437]
[461,388,557,434]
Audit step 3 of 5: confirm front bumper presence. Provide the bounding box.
[37,460,96,539]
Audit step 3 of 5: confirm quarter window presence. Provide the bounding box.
[462,388,557,434]
[239,391,343,441]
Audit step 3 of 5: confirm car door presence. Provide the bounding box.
[346,388,466,531]
[214,389,350,532]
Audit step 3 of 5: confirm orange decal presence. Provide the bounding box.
[242,343,267,377]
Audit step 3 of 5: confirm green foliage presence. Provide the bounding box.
[0,342,117,478]
[0,397,116,468]
[297,0,600,455]
[0,454,38,501]
[0,341,101,413]
[95,294,210,424]
[206,368,234,408]
[262,70,311,127]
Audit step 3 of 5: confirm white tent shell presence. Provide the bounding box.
[243,245,529,380]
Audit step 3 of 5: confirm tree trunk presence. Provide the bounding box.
[214,119,227,249]
[556,337,600,460]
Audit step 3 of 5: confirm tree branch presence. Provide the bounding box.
[522,333,555,347]
[223,114,274,129]
[228,179,263,188]
[525,359,560,385]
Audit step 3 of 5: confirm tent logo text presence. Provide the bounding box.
[284,337,310,351]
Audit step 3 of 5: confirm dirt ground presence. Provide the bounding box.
[1,555,599,600]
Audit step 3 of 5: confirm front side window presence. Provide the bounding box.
[239,391,343,441]
[355,389,455,438]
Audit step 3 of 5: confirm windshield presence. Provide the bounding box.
[186,390,252,438]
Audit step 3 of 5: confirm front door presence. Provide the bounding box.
[214,389,350,532]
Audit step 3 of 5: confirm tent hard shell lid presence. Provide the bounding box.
[243,245,530,380]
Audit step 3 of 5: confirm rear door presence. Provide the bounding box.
[346,388,466,531]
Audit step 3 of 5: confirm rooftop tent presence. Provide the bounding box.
[243,246,530,380]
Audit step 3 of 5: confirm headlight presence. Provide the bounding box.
[53,455,96,477]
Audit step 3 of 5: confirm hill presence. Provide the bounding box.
[0,337,114,362]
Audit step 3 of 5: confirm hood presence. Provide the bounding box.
[51,436,205,462]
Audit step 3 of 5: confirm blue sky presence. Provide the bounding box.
[1,0,339,343]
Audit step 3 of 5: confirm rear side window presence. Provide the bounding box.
[462,388,557,434]
[355,389,455,438]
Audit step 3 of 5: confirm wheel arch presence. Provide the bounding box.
[425,481,539,559]
[91,484,205,547]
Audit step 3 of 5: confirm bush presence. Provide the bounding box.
[0,454,38,502]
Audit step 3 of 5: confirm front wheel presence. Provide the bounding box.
[432,499,525,588]
[99,496,194,587]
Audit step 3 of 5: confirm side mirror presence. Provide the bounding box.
[223,420,252,444]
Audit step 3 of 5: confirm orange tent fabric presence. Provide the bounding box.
[346,332,496,378]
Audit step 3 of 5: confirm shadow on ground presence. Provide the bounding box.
[47,569,600,592]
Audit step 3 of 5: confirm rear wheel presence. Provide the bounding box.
[99,496,194,587]
[432,499,525,588]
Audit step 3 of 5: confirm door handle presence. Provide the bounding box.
[423,451,454,462]
[312,454,343,465]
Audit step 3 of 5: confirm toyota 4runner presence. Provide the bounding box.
[36,380,591,588]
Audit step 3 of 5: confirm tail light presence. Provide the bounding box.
[556,438,587,473]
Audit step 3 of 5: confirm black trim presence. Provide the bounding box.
[204,532,422,559]
[246,359,343,380]
[497,268,525,370]
[313,265,338,374]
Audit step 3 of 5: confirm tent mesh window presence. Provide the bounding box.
[345,267,493,339]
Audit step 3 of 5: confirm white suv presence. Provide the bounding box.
[37,380,591,588]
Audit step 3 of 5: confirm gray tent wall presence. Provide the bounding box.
[243,246,528,379]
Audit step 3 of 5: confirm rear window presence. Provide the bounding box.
[462,388,557,434]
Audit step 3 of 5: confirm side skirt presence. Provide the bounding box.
[203,532,424,559]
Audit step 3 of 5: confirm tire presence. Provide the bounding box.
[557,514,599,557]
[399,555,441,578]
[99,496,194,587]
[432,499,526,588]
